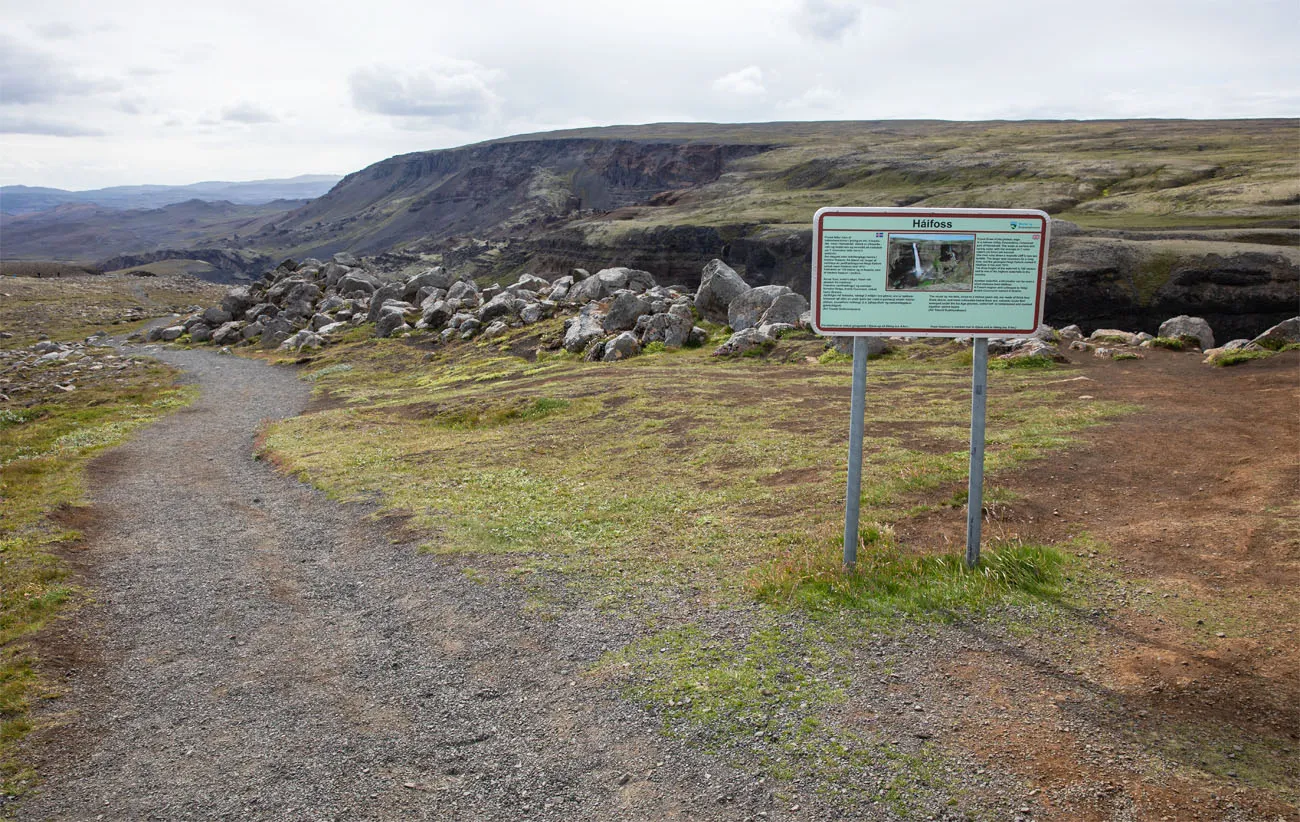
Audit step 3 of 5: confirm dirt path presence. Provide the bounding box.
[18,346,770,821]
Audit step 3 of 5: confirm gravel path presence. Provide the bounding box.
[19,345,778,821]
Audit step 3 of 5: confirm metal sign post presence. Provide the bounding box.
[965,338,989,567]
[843,337,868,568]
[810,207,1051,574]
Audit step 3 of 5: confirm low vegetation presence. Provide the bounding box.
[0,353,191,797]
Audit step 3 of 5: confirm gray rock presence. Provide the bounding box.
[1059,324,1084,340]
[368,284,406,323]
[260,317,295,349]
[602,331,642,361]
[637,313,694,348]
[376,307,410,338]
[583,339,607,362]
[202,306,233,326]
[1158,315,1214,350]
[1251,316,1300,349]
[571,268,591,280]
[520,303,544,325]
[317,322,348,335]
[439,327,457,344]
[604,292,653,332]
[338,270,381,297]
[830,336,890,357]
[548,276,574,301]
[1090,328,1140,345]
[280,330,324,351]
[1003,340,1067,362]
[563,303,607,353]
[757,291,809,328]
[221,287,258,319]
[459,319,482,339]
[480,284,503,302]
[449,312,475,330]
[319,295,347,313]
[332,251,360,267]
[310,313,334,331]
[418,300,454,331]
[478,292,518,324]
[714,326,772,356]
[404,267,454,300]
[481,320,509,339]
[321,262,350,288]
[189,324,213,343]
[727,286,789,332]
[757,322,796,338]
[695,259,751,324]
[286,281,322,306]
[566,274,610,305]
[211,322,244,346]
[511,273,549,292]
[159,326,185,342]
[246,303,279,322]
[689,326,708,346]
[447,280,481,307]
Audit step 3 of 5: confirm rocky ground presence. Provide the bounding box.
[4,260,1297,820]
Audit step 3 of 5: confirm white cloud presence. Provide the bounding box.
[222,102,279,124]
[349,59,501,124]
[794,0,864,41]
[0,113,105,137]
[713,66,766,97]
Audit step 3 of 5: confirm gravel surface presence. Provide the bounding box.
[17,345,784,821]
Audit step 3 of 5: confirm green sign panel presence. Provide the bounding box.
[811,208,1050,337]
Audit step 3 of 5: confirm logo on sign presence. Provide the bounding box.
[875,232,884,237]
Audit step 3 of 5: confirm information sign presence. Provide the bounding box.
[812,208,1050,337]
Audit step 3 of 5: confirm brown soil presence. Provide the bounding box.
[896,347,1300,820]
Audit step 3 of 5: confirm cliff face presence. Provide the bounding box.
[253,139,769,259]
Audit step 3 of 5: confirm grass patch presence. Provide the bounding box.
[1211,349,1275,367]
[989,354,1057,370]
[1149,336,1187,350]
[0,356,192,797]
[751,525,1068,620]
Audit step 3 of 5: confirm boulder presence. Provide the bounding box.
[520,303,544,325]
[317,322,348,335]
[332,251,360,267]
[1251,316,1300,350]
[280,330,324,351]
[563,303,606,353]
[202,306,233,326]
[830,336,890,357]
[1089,328,1139,345]
[190,324,213,343]
[221,287,258,319]
[481,320,509,340]
[1203,342,1267,365]
[159,326,185,342]
[376,306,410,338]
[567,274,610,305]
[714,326,772,357]
[212,321,244,346]
[367,283,406,322]
[758,292,810,328]
[695,259,750,324]
[1002,340,1067,362]
[260,317,295,349]
[548,276,575,301]
[319,295,347,313]
[728,285,792,332]
[286,281,322,306]
[604,292,653,332]
[637,313,694,348]
[310,313,335,331]
[511,273,549,293]
[321,262,350,288]
[418,300,454,331]
[404,267,454,300]
[478,292,518,324]
[459,319,482,339]
[246,303,279,322]
[1058,324,1084,340]
[1158,315,1214,350]
[338,270,381,297]
[602,331,642,362]
[571,268,591,281]
[447,280,481,307]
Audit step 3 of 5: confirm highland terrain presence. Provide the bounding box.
[0,119,1297,820]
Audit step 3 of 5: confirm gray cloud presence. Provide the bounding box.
[0,113,106,137]
[222,102,279,123]
[0,35,119,104]
[795,0,864,41]
[33,22,78,40]
[349,60,500,123]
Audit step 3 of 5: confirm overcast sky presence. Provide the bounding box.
[1,0,1297,190]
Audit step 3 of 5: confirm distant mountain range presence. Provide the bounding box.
[0,175,342,215]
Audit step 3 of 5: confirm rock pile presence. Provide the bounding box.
[173,255,826,363]
[0,333,149,405]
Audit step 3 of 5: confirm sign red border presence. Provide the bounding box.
[812,207,1050,337]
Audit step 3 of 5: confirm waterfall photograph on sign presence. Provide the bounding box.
[886,233,975,292]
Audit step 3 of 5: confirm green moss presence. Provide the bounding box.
[1131,252,1179,306]
[989,354,1057,370]
[1149,336,1186,350]
[1211,349,1275,367]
